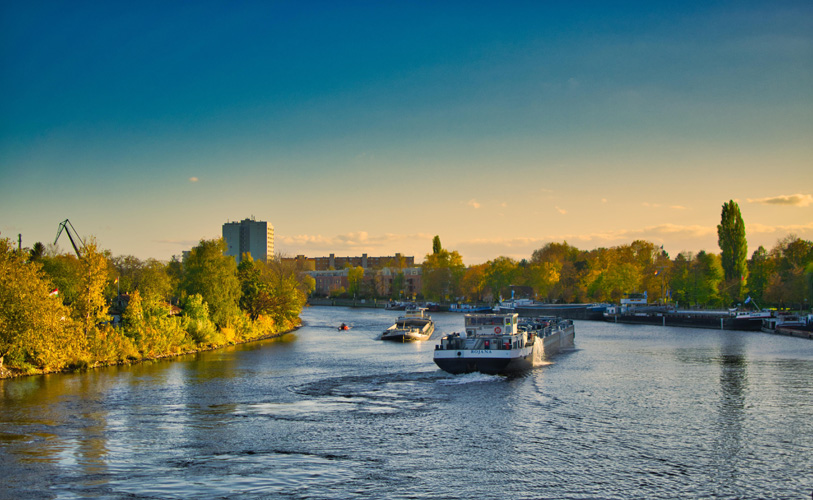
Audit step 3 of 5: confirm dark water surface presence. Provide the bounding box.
[2,306,812,499]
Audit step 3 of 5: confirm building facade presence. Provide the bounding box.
[289,253,414,271]
[308,266,422,298]
[222,217,274,264]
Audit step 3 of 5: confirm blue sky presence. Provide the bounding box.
[2,1,811,264]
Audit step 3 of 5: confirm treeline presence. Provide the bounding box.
[0,238,313,376]
[420,235,813,310]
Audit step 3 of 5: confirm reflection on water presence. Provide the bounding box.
[712,337,748,494]
[1,307,813,499]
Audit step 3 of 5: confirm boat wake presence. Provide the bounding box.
[436,372,503,385]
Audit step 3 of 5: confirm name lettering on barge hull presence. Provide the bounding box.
[470,350,493,354]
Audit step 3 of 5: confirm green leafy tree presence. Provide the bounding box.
[263,258,308,328]
[347,266,364,297]
[0,238,82,371]
[483,257,519,301]
[717,200,748,298]
[73,239,112,334]
[527,261,561,301]
[182,294,219,345]
[136,259,173,304]
[122,289,147,346]
[181,238,242,327]
[531,242,581,302]
[389,272,405,299]
[71,240,115,362]
[29,242,45,262]
[39,254,83,305]
[238,255,276,321]
[166,255,184,297]
[460,264,487,302]
[765,235,813,308]
[422,243,465,301]
[432,235,442,255]
[668,252,693,306]
[746,246,772,305]
[694,251,724,307]
[604,262,642,301]
[109,255,143,296]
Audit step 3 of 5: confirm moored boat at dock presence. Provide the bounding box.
[603,293,773,331]
[381,307,435,342]
[449,303,492,313]
[433,313,575,375]
[761,313,812,338]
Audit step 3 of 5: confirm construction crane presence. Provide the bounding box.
[54,219,87,258]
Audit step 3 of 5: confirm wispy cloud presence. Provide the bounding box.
[278,231,434,255]
[189,177,199,183]
[748,222,813,234]
[467,199,481,209]
[747,193,813,207]
[555,206,567,215]
[155,238,202,248]
[671,205,688,210]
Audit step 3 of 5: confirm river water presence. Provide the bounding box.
[1,306,812,499]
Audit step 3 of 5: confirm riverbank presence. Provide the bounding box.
[308,297,390,308]
[0,322,301,380]
[306,298,606,320]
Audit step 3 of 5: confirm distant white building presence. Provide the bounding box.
[222,217,274,264]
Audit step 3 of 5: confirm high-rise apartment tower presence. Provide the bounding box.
[222,217,274,264]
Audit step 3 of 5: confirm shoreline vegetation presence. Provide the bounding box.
[0,323,301,380]
[0,237,313,380]
[3,202,812,380]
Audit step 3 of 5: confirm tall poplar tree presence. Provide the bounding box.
[717,200,748,297]
[432,235,442,255]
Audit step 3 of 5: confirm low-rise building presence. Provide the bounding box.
[289,253,414,271]
[308,266,422,297]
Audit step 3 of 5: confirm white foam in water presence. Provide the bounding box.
[436,372,503,385]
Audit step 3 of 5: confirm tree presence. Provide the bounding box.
[390,271,406,299]
[531,242,580,302]
[39,253,83,305]
[460,264,487,302]
[181,238,242,326]
[109,255,144,296]
[668,252,692,306]
[73,239,112,334]
[347,266,364,297]
[527,261,561,301]
[29,242,45,262]
[717,200,748,297]
[263,257,309,327]
[694,251,724,307]
[237,255,273,321]
[746,246,772,305]
[765,235,813,308]
[483,257,519,301]
[432,235,442,255]
[422,246,465,301]
[136,259,173,304]
[0,238,84,371]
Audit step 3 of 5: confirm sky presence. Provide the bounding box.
[1,1,811,266]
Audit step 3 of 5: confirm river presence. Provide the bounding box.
[1,306,812,499]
